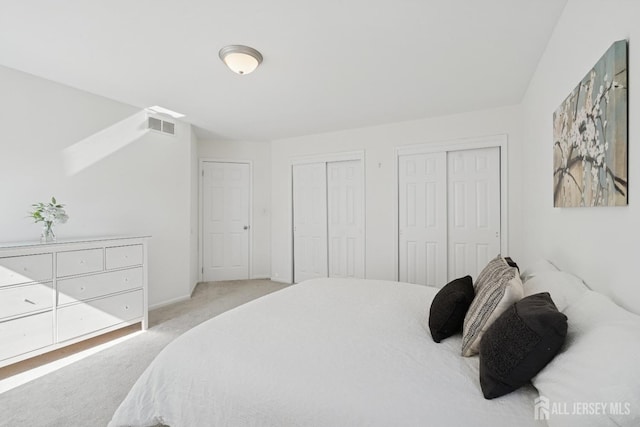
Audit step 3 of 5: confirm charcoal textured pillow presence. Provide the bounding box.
[479,292,568,399]
[462,255,524,356]
[429,276,474,343]
[504,257,519,272]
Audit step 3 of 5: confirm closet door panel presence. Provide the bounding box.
[327,160,364,279]
[293,163,328,283]
[398,153,447,286]
[447,147,501,280]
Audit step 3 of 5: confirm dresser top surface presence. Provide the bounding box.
[0,235,150,250]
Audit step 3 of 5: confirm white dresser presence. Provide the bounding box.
[0,236,149,368]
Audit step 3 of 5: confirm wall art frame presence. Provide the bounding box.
[553,40,628,207]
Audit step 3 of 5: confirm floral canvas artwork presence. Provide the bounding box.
[553,40,628,207]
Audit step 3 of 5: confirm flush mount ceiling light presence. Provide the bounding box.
[219,45,263,75]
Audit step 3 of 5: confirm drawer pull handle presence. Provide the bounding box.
[124,305,129,310]
[24,298,36,305]
[80,260,85,264]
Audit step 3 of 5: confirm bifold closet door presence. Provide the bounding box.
[398,153,448,287]
[447,147,500,280]
[202,162,250,281]
[293,163,328,283]
[327,160,364,279]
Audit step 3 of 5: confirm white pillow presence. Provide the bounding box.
[520,258,559,282]
[522,271,589,312]
[532,291,640,427]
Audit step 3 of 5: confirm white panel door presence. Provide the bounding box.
[327,160,364,279]
[398,153,448,287]
[293,163,328,283]
[202,162,250,281]
[447,147,500,280]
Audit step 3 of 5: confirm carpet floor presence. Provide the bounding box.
[0,279,288,427]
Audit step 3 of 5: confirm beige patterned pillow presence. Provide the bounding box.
[461,255,524,357]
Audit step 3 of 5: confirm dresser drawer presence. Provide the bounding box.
[0,254,53,287]
[0,311,54,361]
[57,289,143,342]
[105,244,143,270]
[57,248,104,277]
[0,282,53,320]
[57,267,143,305]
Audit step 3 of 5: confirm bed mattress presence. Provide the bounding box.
[109,278,540,427]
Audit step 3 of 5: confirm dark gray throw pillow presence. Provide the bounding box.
[504,256,519,272]
[429,275,475,343]
[479,292,568,399]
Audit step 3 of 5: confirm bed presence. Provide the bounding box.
[109,261,640,427]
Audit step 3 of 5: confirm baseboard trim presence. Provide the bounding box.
[250,274,270,280]
[189,280,198,296]
[149,294,191,311]
[270,277,292,284]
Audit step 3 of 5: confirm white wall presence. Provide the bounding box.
[521,0,640,313]
[271,105,523,284]
[198,140,271,279]
[0,65,195,307]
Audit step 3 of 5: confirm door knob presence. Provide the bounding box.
[243,225,250,230]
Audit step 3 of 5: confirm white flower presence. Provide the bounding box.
[29,197,69,226]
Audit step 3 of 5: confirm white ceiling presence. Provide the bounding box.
[0,0,566,141]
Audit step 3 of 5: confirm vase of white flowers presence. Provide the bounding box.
[29,197,69,243]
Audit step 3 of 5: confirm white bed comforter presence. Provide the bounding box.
[109,278,541,427]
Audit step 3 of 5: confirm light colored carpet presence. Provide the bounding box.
[0,279,289,427]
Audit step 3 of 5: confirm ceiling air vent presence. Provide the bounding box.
[162,121,175,135]
[148,116,162,131]
[147,115,176,136]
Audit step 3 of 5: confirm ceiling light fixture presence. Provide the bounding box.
[218,45,263,75]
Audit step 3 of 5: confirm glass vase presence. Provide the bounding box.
[41,222,56,243]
